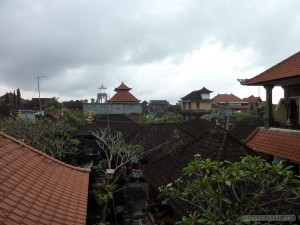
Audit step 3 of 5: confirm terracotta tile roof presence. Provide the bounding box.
[241,51,300,85]
[108,91,140,102]
[108,82,140,103]
[0,132,90,225]
[143,129,256,217]
[181,87,213,101]
[130,123,195,152]
[242,95,262,103]
[212,93,243,102]
[114,82,131,91]
[245,127,300,162]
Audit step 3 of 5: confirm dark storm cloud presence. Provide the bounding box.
[0,0,300,102]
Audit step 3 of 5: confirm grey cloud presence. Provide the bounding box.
[0,0,300,102]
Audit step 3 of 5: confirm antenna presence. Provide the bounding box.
[37,75,47,113]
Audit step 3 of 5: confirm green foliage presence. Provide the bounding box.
[141,113,183,125]
[44,97,63,114]
[0,117,81,162]
[4,93,10,105]
[93,184,115,205]
[61,108,84,127]
[16,88,21,107]
[91,129,143,221]
[233,111,252,121]
[160,155,300,225]
[13,91,17,106]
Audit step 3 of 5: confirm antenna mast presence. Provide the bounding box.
[37,75,46,113]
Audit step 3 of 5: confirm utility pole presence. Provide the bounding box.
[37,75,46,113]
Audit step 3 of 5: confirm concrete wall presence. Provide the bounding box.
[84,103,142,115]
[181,101,211,111]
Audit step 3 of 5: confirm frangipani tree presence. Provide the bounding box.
[91,128,143,221]
[160,155,300,225]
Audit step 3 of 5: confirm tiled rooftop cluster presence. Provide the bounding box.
[0,132,90,225]
[182,119,222,137]
[143,129,256,216]
[129,123,195,152]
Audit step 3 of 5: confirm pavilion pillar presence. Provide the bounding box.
[264,85,274,128]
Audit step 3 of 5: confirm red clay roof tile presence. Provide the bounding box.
[108,82,140,102]
[109,91,140,102]
[242,95,262,102]
[114,81,131,91]
[242,51,300,85]
[0,132,90,225]
[245,127,300,162]
[212,93,243,102]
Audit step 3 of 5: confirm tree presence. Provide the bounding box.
[13,90,17,106]
[91,129,143,222]
[0,117,80,162]
[140,113,183,125]
[4,92,10,105]
[233,111,253,121]
[44,97,63,114]
[16,88,21,107]
[160,155,300,225]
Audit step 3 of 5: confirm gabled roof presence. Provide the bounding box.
[0,132,89,225]
[242,95,262,103]
[114,81,131,91]
[229,117,261,141]
[239,51,300,86]
[182,119,223,137]
[245,127,300,162]
[212,93,242,102]
[129,123,195,152]
[229,124,258,141]
[77,114,142,141]
[199,86,213,93]
[108,82,140,103]
[181,87,212,101]
[143,129,256,217]
[144,129,255,188]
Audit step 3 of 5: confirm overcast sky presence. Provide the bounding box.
[1,0,300,104]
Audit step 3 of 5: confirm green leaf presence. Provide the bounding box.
[225,180,231,186]
[222,197,233,204]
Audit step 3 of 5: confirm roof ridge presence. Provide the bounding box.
[245,50,300,84]
[0,131,90,173]
[244,126,260,143]
[258,51,300,77]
